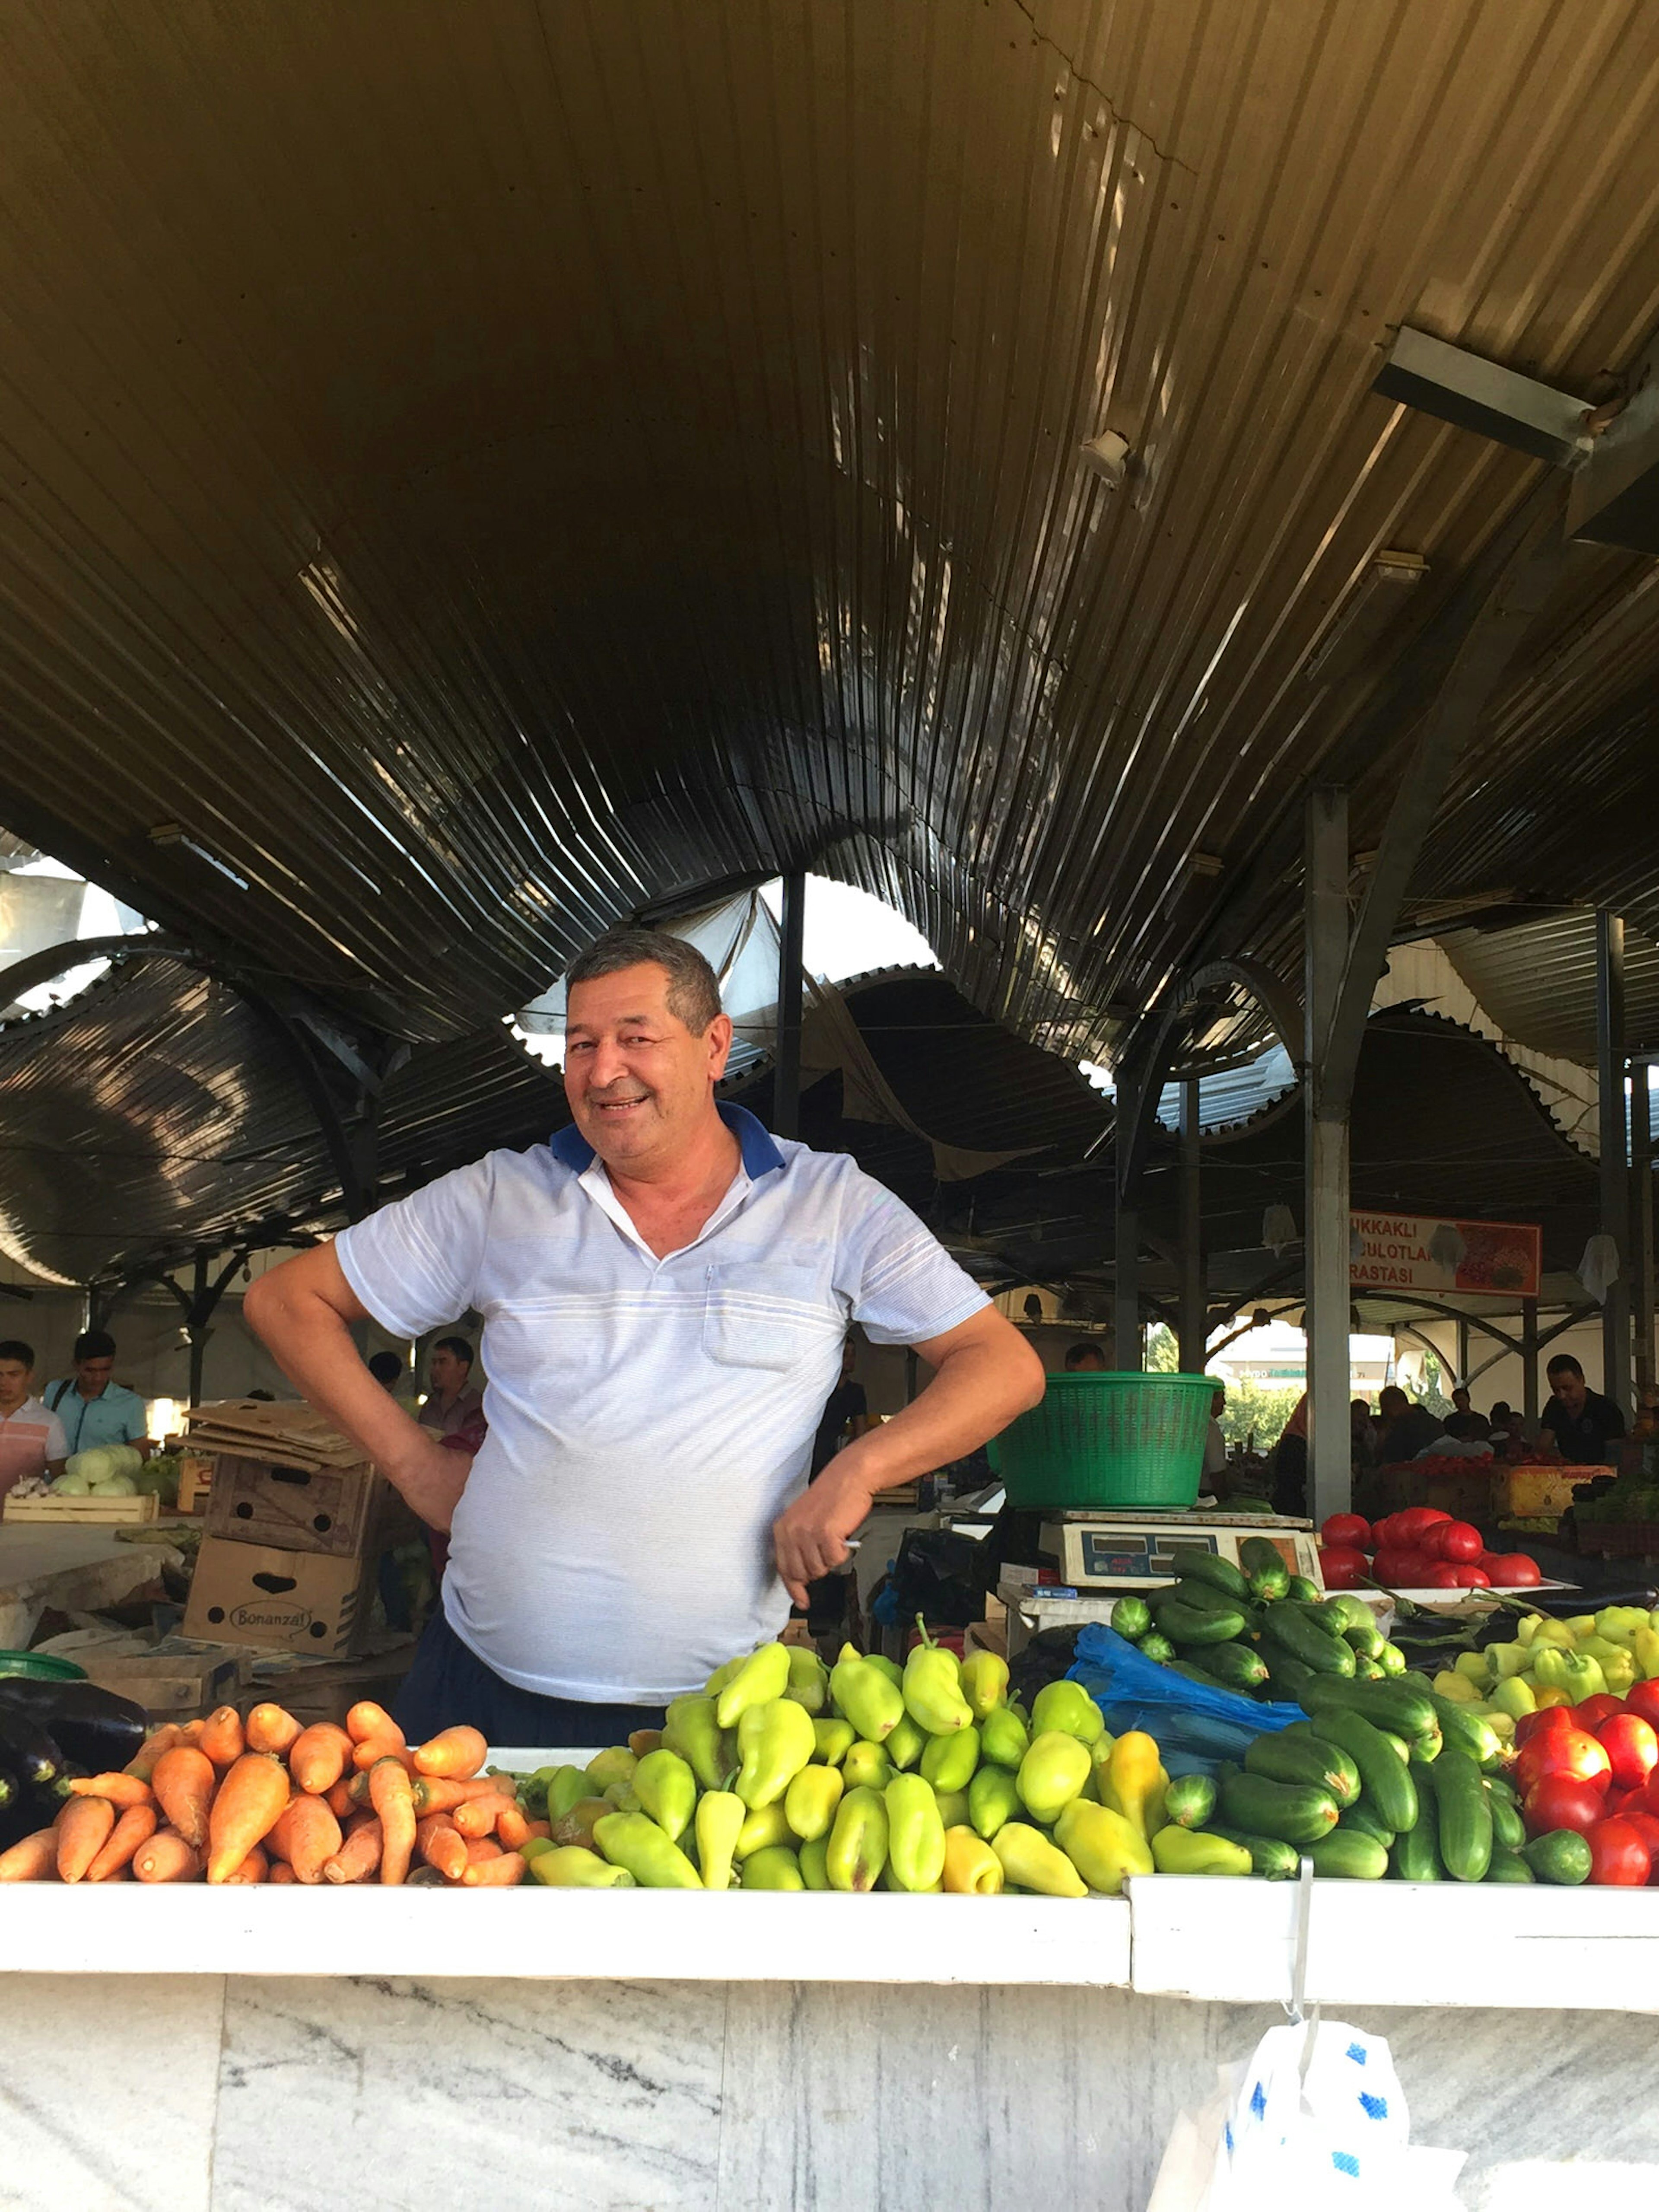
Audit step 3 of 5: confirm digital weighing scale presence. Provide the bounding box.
[1034,1509,1322,1592]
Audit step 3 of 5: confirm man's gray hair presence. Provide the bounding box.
[565,929,723,1035]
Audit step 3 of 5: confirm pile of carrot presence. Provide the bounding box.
[0,1705,544,1889]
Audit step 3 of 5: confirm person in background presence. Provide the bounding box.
[1064,1341,1106,1373]
[1350,1397,1378,1471]
[43,1330,150,1461]
[418,1336,485,1443]
[1202,1383,1228,1486]
[1271,1391,1308,1517]
[367,1350,405,1390]
[1375,1384,1443,1462]
[0,1340,68,1499]
[1538,1353,1626,1465]
[1443,1385,1491,1443]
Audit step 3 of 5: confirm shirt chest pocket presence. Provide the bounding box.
[703,1261,834,1372]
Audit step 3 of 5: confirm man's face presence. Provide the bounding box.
[564,962,732,1173]
[1551,1368,1588,1415]
[0,1358,32,1407]
[1452,1388,1470,1413]
[76,1355,114,1396]
[429,1346,468,1395]
[1379,1389,1405,1419]
[1211,1390,1225,1419]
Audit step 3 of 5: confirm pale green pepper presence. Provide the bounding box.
[919,1725,980,1795]
[715,1642,792,1729]
[693,1789,746,1891]
[991,1821,1087,1898]
[826,1785,889,1892]
[662,1695,734,1793]
[585,1746,637,1793]
[969,1763,1022,1841]
[842,1740,893,1792]
[885,1773,947,1892]
[1031,1680,1106,1746]
[812,1717,856,1766]
[959,1650,1010,1720]
[633,1748,696,1844]
[885,1715,926,1771]
[742,1844,805,1890]
[784,1645,829,1713]
[980,1707,1030,1770]
[1017,1730,1092,1824]
[942,1825,1003,1894]
[903,1618,973,1735]
[1054,1798,1154,1894]
[784,1763,844,1843]
[799,1834,830,1889]
[734,1801,793,1860]
[1150,1827,1252,1877]
[830,1647,905,1741]
[592,1812,702,1888]
[733,1696,817,1808]
[528,1844,636,1890]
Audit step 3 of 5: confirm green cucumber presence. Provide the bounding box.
[1111,1595,1152,1641]
[1239,1538,1291,1601]
[1323,1595,1377,1634]
[1352,1655,1386,1680]
[1389,1783,1443,1880]
[1262,1655,1322,1708]
[1201,1642,1271,1695]
[1374,1641,1407,1677]
[1140,1633,1177,1665]
[1286,1574,1322,1604]
[1484,1846,1535,1884]
[1304,1600,1357,1641]
[1205,1821,1300,1879]
[1163,1773,1217,1830]
[1217,1771,1340,1847]
[1341,1621,1386,1662]
[1521,1829,1592,1885]
[1431,1747,1493,1883]
[1308,1830,1388,1880]
[1306,1708,1417,1833]
[1166,1547,1251,1603]
[1297,1674,1438,1744]
[1244,1731,1361,1808]
[1421,1693,1502,1771]
[1259,1606,1357,1676]
[1169,1577,1253,1619]
[1485,1786,1526,1853]
[1154,1597,1248,1646]
[1337,1798,1395,1849]
[1484,1771,1519,1807]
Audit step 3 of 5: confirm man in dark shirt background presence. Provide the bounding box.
[1376,1384,1443,1461]
[811,1337,870,1477]
[1538,1354,1626,1464]
[1443,1385,1491,1442]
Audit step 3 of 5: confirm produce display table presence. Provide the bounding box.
[0,1520,188,1648]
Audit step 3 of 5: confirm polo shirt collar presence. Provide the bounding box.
[549,1101,786,1179]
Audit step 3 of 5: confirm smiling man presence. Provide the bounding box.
[245,927,1044,1744]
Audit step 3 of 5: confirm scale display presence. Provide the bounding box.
[1035,1516,1319,1591]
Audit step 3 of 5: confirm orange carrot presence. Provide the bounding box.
[69,1773,153,1811]
[199,1704,246,1766]
[56,1796,116,1883]
[206,1752,291,1885]
[323,1817,382,1884]
[411,1725,486,1779]
[463,1849,527,1887]
[463,1836,502,1865]
[178,1718,207,1747]
[495,1803,532,1851]
[134,1830,201,1883]
[524,1818,551,1841]
[289,1722,354,1795]
[0,1829,59,1881]
[410,1774,507,1814]
[345,1769,374,1808]
[268,1795,342,1884]
[268,1859,298,1885]
[415,1813,468,1883]
[153,1745,216,1849]
[245,1703,302,1757]
[345,1700,404,1747]
[453,1793,515,1840]
[324,1777,357,1820]
[87,1802,158,1883]
[352,1735,414,1774]
[369,1755,416,1886]
[223,1843,269,1886]
[125,1723,183,1781]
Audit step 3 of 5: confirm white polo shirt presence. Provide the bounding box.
[335,1106,988,1702]
[0,1395,69,1499]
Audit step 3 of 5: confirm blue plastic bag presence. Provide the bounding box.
[1066,1623,1305,1771]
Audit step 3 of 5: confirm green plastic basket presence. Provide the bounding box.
[0,1651,87,1682]
[986,1372,1218,1510]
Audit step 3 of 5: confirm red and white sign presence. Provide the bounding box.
[1350,1211,1541,1299]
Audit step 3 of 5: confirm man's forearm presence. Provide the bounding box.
[244,1276,431,1480]
[832,1338,1040,1499]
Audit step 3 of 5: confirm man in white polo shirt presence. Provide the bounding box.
[246,929,1044,1744]
[0,1340,70,1500]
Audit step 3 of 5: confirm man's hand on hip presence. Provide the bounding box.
[772,1455,876,1609]
[384,1428,474,1533]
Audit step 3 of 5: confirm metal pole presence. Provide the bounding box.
[1522,1298,1540,1436]
[1632,1063,1655,1396]
[1305,788,1353,1525]
[1456,1318,1469,1391]
[1179,1077,1205,1372]
[187,1252,210,1407]
[774,869,806,1140]
[1597,911,1631,1414]
[1114,1194,1141,1371]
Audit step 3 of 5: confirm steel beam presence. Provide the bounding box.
[1597,911,1632,1413]
[1178,1077,1205,1372]
[1372,327,1591,468]
[1113,1198,1141,1372]
[1634,1065,1655,1394]
[1304,788,1353,1526]
[773,869,806,1141]
[1522,1299,1541,1436]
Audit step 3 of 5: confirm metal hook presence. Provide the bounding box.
[1284,1852,1316,2026]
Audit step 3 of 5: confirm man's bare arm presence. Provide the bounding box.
[771,1306,1044,1607]
[242,1246,470,1531]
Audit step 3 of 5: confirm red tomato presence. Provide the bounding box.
[1620,1810,1659,1875]
[1587,1816,1652,1886]
[1424,1563,1464,1589]
[1370,1548,1422,1586]
[1321,1513,1371,1552]
[1393,1507,1451,1540]
[1514,1705,1578,1747]
[1572,1694,1627,1731]
[1628,1776,1659,1817]
[1605,1785,1634,1815]
[1484,1553,1541,1588]
[1596,1712,1659,1792]
[1515,1725,1612,1797]
[1438,1521,1483,1563]
[1625,1681,1659,1730]
[1523,1773,1607,1837]
[1452,1565,1491,1588]
[1318,1546,1367,1591]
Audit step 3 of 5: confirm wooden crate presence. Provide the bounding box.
[175,1456,215,1514]
[1489,1464,1604,1517]
[2,1490,161,1525]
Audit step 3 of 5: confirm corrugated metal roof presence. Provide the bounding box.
[1434,911,1659,1066]
[0,0,1656,1081]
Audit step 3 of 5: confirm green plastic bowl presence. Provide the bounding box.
[0,1651,88,1682]
[987,1371,1218,1510]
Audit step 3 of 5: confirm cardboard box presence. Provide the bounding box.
[205,1455,386,1559]
[175,1455,215,1515]
[78,1645,249,1718]
[183,1536,375,1655]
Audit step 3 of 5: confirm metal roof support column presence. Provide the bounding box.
[1305,787,1353,1526]
[1597,911,1632,1414]
[1633,1064,1655,1396]
[773,869,806,1141]
[1522,1299,1540,1437]
[1178,1078,1205,1372]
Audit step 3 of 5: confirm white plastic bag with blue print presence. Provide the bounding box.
[1145,2018,1467,2212]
